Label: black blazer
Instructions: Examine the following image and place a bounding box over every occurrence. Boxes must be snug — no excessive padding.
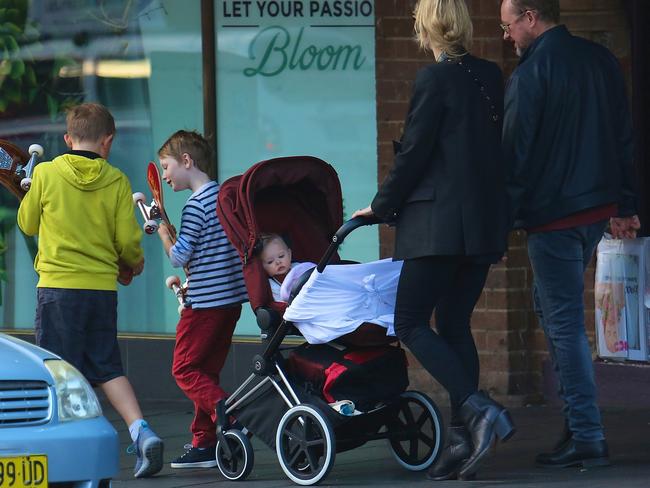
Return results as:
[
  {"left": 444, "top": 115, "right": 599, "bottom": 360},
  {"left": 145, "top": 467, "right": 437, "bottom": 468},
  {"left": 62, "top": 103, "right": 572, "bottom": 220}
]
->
[{"left": 371, "top": 53, "right": 508, "bottom": 260}]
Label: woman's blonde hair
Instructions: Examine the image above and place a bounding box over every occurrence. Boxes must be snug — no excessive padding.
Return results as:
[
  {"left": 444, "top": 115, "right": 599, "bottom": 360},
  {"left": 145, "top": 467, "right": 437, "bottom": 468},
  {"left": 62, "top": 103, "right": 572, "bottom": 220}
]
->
[{"left": 414, "top": 0, "right": 473, "bottom": 58}]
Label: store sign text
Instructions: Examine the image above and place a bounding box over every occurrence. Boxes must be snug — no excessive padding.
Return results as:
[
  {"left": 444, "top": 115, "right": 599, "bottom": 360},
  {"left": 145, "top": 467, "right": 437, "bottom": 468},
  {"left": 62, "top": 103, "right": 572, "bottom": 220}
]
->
[
  {"left": 223, "top": 1, "right": 373, "bottom": 18},
  {"left": 244, "top": 26, "right": 366, "bottom": 77}
]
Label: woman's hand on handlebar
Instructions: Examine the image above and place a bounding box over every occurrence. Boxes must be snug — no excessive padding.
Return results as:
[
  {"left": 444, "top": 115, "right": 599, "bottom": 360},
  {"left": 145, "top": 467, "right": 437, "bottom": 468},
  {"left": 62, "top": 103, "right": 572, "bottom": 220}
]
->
[{"left": 352, "top": 206, "right": 374, "bottom": 219}]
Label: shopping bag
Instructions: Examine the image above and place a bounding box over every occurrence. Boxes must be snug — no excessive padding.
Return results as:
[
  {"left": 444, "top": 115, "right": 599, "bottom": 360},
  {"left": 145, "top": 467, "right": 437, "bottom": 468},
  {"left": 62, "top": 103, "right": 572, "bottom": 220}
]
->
[{"left": 594, "top": 237, "right": 639, "bottom": 359}]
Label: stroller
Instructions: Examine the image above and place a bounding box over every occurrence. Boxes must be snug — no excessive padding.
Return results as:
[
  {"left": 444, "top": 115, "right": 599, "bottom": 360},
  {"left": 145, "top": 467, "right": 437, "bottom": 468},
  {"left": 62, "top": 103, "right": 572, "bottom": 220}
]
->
[{"left": 214, "top": 156, "right": 443, "bottom": 485}]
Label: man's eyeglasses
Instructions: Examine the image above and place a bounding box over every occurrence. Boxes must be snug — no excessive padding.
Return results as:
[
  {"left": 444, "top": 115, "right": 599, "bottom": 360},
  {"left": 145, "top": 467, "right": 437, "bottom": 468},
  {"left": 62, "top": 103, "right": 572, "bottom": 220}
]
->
[{"left": 499, "top": 11, "right": 526, "bottom": 33}]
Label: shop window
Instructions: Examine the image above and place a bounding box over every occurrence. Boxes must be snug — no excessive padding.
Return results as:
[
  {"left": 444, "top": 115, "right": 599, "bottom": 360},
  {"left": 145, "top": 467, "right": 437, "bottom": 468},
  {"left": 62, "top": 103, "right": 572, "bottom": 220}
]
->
[
  {"left": 215, "top": 0, "right": 379, "bottom": 334},
  {"left": 0, "top": 0, "right": 379, "bottom": 337},
  {"left": 0, "top": 0, "right": 203, "bottom": 335}
]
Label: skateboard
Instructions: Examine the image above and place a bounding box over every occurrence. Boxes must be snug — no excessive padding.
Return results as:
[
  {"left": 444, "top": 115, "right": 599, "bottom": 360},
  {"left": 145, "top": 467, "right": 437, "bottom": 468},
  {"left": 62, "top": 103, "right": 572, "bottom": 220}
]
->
[
  {"left": 0, "top": 139, "right": 135, "bottom": 286},
  {"left": 133, "top": 161, "right": 190, "bottom": 312},
  {"left": 133, "top": 162, "right": 176, "bottom": 237},
  {"left": 0, "top": 139, "right": 43, "bottom": 199},
  {"left": 165, "top": 275, "right": 187, "bottom": 315}
]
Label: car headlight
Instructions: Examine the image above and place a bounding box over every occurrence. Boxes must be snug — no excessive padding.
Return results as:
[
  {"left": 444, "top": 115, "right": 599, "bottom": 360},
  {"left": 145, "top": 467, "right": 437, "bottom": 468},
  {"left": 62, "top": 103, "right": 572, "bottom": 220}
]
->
[{"left": 44, "top": 359, "right": 102, "bottom": 422}]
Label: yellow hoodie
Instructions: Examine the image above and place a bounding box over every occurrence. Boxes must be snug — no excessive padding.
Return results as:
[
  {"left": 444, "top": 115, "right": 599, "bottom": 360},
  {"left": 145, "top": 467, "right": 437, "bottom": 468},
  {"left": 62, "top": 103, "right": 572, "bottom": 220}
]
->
[{"left": 17, "top": 152, "right": 143, "bottom": 291}]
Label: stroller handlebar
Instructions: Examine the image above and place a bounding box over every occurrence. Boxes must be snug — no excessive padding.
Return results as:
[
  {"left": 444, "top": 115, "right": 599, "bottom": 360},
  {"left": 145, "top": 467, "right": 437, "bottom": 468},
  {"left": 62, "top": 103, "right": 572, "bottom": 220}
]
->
[
  {"left": 316, "top": 215, "right": 383, "bottom": 272},
  {"left": 335, "top": 215, "right": 383, "bottom": 240}
]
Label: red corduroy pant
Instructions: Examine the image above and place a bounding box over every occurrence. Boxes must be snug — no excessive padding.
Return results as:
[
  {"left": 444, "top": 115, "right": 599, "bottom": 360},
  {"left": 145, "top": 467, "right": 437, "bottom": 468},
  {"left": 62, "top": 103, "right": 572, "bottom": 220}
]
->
[{"left": 172, "top": 305, "right": 241, "bottom": 447}]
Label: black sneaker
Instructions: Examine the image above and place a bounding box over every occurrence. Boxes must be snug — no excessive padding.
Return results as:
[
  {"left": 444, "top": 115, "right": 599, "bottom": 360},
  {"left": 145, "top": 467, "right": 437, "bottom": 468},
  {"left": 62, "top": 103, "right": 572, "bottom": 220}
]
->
[{"left": 170, "top": 444, "right": 217, "bottom": 468}]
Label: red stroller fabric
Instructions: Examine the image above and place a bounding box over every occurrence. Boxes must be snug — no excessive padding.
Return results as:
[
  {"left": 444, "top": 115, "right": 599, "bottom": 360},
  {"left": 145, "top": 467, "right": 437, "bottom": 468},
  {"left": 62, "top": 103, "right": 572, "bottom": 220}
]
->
[{"left": 217, "top": 156, "right": 343, "bottom": 314}]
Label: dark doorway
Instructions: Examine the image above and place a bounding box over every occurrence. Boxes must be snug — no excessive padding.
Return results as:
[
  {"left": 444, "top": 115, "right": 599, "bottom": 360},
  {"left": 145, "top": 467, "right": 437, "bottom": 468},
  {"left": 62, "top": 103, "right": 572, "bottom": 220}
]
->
[{"left": 625, "top": 0, "right": 650, "bottom": 234}]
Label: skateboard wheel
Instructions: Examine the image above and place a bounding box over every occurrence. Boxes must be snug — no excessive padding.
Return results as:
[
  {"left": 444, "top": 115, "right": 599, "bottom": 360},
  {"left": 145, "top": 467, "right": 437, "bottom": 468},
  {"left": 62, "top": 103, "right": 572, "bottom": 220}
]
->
[
  {"left": 132, "top": 192, "right": 146, "bottom": 203},
  {"left": 28, "top": 144, "right": 44, "bottom": 157},
  {"left": 166, "top": 275, "right": 181, "bottom": 289},
  {"left": 20, "top": 177, "right": 32, "bottom": 191},
  {"left": 144, "top": 220, "right": 158, "bottom": 234}
]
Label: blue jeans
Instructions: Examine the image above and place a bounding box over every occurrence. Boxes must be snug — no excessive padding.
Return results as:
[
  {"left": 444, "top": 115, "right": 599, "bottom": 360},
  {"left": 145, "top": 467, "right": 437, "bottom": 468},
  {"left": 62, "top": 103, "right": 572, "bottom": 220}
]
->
[{"left": 527, "top": 220, "right": 607, "bottom": 442}]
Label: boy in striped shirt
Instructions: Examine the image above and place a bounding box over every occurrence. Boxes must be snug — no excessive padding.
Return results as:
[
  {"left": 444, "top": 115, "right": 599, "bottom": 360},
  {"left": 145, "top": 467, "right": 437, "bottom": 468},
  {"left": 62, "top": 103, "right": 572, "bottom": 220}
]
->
[{"left": 156, "top": 130, "right": 247, "bottom": 468}]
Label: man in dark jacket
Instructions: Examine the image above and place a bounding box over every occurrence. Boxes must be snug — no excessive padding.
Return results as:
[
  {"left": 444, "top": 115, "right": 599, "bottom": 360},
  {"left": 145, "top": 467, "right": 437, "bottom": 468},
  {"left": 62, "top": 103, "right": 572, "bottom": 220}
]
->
[{"left": 501, "top": 0, "right": 639, "bottom": 469}]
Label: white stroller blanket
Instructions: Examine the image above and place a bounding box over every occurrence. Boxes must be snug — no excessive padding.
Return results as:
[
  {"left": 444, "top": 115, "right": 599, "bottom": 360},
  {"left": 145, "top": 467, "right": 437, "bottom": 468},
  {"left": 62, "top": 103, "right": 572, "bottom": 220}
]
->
[{"left": 283, "top": 258, "right": 403, "bottom": 344}]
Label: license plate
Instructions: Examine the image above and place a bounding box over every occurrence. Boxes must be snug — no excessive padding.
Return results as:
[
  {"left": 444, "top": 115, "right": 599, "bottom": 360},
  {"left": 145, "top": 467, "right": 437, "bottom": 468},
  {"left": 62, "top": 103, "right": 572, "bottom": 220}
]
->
[{"left": 0, "top": 455, "right": 47, "bottom": 488}]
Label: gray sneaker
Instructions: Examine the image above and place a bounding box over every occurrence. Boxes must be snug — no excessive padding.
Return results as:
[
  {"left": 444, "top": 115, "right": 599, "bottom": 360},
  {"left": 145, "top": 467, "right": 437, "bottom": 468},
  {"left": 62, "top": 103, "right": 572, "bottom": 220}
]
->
[{"left": 128, "top": 421, "right": 164, "bottom": 478}]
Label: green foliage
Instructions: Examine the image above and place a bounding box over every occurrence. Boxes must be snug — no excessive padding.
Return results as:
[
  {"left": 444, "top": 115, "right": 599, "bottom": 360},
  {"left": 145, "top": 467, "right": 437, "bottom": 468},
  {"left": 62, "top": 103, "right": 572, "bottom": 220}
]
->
[{"left": 0, "top": 0, "right": 81, "bottom": 120}]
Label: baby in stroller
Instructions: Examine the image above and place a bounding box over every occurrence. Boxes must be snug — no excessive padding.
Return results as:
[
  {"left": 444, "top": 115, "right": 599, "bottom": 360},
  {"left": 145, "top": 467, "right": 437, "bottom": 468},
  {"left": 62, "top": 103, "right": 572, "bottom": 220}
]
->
[
  {"left": 214, "top": 156, "right": 443, "bottom": 485},
  {"left": 260, "top": 232, "right": 402, "bottom": 344},
  {"left": 259, "top": 233, "right": 310, "bottom": 302}
]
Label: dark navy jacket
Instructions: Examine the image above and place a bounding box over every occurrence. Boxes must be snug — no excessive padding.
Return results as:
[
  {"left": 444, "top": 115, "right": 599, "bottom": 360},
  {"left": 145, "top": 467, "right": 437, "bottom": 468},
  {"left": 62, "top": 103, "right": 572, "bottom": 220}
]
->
[
  {"left": 503, "top": 25, "right": 636, "bottom": 229},
  {"left": 371, "top": 53, "right": 508, "bottom": 260}
]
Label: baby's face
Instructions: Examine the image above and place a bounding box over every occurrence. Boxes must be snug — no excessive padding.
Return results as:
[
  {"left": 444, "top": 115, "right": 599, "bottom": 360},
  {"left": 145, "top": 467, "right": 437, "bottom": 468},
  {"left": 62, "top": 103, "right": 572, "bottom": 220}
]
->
[{"left": 261, "top": 240, "right": 292, "bottom": 278}]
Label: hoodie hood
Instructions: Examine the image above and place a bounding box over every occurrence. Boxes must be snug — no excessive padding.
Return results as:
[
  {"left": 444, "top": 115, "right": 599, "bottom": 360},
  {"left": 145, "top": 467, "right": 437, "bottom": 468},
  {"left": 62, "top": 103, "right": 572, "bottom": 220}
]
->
[{"left": 52, "top": 153, "right": 122, "bottom": 191}]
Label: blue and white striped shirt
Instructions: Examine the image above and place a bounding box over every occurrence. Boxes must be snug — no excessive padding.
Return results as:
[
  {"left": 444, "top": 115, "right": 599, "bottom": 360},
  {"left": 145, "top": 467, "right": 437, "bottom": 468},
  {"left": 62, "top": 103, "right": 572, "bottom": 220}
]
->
[{"left": 169, "top": 181, "right": 247, "bottom": 309}]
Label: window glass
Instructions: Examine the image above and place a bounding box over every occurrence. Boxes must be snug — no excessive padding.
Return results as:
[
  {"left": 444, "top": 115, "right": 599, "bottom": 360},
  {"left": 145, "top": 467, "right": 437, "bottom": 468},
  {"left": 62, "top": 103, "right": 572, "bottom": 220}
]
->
[
  {"left": 0, "top": 1, "right": 379, "bottom": 337},
  {"left": 216, "top": 0, "right": 378, "bottom": 335},
  {"left": 0, "top": 0, "right": 202, "bottom": 334}
]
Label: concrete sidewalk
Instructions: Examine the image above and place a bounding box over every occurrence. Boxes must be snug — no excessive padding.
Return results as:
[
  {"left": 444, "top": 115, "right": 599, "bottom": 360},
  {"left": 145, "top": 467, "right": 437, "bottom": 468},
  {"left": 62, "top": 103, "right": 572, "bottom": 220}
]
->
[{"left": 103, "top": 399, "right": 650, "bottom": 488}]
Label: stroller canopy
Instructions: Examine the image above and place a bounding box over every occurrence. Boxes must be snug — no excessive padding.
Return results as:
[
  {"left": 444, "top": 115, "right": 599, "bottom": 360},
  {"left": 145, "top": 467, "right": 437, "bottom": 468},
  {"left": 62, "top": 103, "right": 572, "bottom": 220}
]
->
[{"left": 217, "top": 156, "right": 343, "bottom": 312}]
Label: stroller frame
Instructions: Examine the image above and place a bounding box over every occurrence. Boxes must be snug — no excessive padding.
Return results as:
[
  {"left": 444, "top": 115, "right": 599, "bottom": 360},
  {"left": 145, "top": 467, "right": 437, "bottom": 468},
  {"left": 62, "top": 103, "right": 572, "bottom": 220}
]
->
[{"left": 214, "top": 217, "right": 444, "bottom": 486}]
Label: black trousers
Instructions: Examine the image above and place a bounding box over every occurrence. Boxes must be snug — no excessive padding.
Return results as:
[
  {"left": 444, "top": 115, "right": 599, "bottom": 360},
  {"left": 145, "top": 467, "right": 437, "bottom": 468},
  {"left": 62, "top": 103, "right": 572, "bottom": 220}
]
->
[{"left": 394, "top": 256, "right": 490, "bottom": 423}]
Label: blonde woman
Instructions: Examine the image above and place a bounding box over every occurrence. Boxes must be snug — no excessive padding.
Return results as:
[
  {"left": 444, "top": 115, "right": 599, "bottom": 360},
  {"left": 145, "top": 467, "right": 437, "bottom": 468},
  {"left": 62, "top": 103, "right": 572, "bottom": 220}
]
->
[{"left": 353, "top": 0, "right": 513, "bottom": 480}]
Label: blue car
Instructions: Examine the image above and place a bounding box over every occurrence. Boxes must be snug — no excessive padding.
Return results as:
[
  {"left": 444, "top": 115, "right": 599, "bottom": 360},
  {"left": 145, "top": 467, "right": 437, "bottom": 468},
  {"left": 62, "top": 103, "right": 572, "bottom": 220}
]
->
[{"left": 0, "top": 333, "right": 118, "bottom": 488}]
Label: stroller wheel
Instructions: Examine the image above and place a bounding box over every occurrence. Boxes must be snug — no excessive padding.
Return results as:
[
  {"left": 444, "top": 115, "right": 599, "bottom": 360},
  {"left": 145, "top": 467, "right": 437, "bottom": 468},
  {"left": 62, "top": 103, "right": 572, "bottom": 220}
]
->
[
  {"left": 387, "top": 391, "right": 443, "bottom": 471},
  {"left": 216, "top": 429, "right": 254, "bottom": 481},
  {"left": 276, "top": 404, "right": 335, "bottom": 486}
]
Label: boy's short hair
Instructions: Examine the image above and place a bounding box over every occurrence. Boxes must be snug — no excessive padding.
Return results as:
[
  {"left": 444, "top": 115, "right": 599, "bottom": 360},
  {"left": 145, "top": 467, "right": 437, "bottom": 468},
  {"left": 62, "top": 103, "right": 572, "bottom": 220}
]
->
[
  {"left": 66, "top": 103, "right": 115, "bottom": 143},
  {"left": 158, "top": 130, "right": 215, "bottom": 179}
]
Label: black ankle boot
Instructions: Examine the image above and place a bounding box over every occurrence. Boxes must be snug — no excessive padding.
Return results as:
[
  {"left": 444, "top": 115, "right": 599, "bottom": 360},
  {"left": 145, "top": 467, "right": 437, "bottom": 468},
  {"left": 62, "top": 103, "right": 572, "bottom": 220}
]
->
[
  {"left": 426, "top": 426, "right": 472, "bottom": 481},
  {"left": 458, "top": 391, "right": 516, "bottom": 480}
]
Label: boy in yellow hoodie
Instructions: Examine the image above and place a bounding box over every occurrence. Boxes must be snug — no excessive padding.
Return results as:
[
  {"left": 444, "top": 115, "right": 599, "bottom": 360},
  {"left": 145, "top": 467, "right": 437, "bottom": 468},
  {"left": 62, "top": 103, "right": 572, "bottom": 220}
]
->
[{"left": 17, "top": 103, "right": 164, "bottom": 478}]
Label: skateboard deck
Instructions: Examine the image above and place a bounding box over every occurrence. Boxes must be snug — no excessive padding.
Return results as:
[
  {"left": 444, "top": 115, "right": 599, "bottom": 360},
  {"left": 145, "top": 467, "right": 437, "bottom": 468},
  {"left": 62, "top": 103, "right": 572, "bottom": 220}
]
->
[
  {"left": 0, "top": 140, "right": 30, "bottom": 200},
  {"left": 147, "top": 161, "right": 177, "bottom": 241}
]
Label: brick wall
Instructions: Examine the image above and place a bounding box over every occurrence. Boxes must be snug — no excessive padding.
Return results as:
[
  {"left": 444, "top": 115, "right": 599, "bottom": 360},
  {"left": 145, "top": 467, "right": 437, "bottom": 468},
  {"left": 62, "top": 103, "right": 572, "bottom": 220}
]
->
[{"left": 374, "top": 0, "right": 631, "bottom": 405}]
